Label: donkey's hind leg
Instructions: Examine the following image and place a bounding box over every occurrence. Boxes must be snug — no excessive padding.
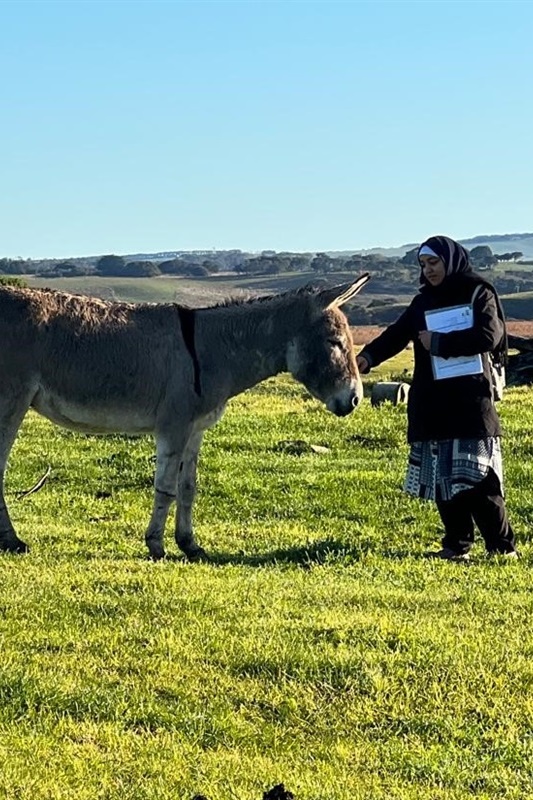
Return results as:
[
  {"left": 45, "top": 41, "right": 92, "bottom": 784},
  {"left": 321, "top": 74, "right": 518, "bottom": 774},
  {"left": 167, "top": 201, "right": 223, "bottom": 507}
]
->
[
  {"left": 175, "top": 430, "right": 208, "bottom": 562},
  {"left": 0, "top": 396, "right": 32, "bottom": 553}
]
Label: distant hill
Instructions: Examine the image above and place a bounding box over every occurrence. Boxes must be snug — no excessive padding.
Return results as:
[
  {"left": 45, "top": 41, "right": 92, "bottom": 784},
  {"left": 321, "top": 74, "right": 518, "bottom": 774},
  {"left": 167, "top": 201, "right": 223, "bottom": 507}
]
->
[
  {"left": 21, "top": 233, "right": 533, "bottom": 266},
  {"left": 347, "top": 233, "right": 533, "bottom": 260},
  {"left": 459, "top": 233, "right": 533, "bottom": 258}
]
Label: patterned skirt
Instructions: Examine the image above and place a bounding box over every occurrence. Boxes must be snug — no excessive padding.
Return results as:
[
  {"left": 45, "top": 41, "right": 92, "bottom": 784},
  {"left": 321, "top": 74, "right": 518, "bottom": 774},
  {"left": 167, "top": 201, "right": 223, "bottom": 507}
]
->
[{"left": 404, "top": 437, "right": 504, "bottom": 502}]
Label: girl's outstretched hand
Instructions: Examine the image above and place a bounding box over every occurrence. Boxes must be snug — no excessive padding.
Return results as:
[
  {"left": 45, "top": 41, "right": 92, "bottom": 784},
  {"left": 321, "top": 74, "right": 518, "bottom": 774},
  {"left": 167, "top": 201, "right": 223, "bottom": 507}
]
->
[{"left": 356, "top": 354, "right": 369, "bottom": 373}]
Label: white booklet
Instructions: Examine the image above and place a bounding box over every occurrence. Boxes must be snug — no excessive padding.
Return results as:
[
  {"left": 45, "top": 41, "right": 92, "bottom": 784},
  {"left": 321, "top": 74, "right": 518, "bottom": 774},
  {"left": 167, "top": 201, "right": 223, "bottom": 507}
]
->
[{"left": 425, "top": 303, "right": 483, "bottom": 380}]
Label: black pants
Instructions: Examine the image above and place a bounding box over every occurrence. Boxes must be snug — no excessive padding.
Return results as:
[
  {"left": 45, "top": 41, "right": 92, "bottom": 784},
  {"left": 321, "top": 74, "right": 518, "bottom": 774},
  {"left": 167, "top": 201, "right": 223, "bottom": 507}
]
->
[{"left": 436, "top": 468, "right": 516, "bottom": 555}]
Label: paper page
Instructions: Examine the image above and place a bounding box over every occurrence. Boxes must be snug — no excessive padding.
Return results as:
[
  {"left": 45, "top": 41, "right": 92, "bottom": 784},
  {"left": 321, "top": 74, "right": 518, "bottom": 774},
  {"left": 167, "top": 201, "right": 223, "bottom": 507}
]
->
[
  {"left": 430, "top": 353, "right": 483, "bottom": 380},
  {"left": 425, "top": 303, "right": 483, "bottom": 381},
  {"left": 425, "top": 303, "right": 473, "bottom": 333}
]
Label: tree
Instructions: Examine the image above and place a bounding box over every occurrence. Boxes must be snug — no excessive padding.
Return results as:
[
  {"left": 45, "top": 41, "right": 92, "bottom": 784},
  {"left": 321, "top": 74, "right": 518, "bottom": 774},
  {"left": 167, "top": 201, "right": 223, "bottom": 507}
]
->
[
  {"left": 123, "top": 261, "right": 161, "bottom": 277},
  {"left": 342, "top": 255, "right": 365, "bottom": 272},
  {"left": 96, "top": 254, "right": 126, "bottom": 276},
  {"left": 310, "top": 253, "right": 334, "bottom": 273},
  {"left": 43, "top": 261, "right": 93, "bottom": 277},
  {"left": 214, "top": 249, "right": 245, "bottom": 270},
  {"left": 495, "top": 251, "right": 523, "bottom": 262},
  {"left": 469, "top": 245, "right": 496, "bottom": 268},
  {"left": 401, "top": 248, "right": 419, "bottom": 265},
  {"left": 238, "top": 258, "right": 265, "bottom": 274},
  {"left": 236, "top": 255, "right": 290, "bottom": 275},
  {"left": 159, "top": 258, "right": 184, "bottom": 275},
  {"left": 289, "top": 255, "right": 313, "bottom": 271},
  {"left": 0, "top": 258, "right": 31, "bottom": 274}
]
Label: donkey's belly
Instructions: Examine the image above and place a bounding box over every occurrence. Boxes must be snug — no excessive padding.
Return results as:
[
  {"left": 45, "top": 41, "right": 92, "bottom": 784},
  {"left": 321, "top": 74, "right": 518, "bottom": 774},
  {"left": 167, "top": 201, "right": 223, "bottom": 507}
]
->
[{"left": 31, "top": 389, "right": 155, "bottom": 434}]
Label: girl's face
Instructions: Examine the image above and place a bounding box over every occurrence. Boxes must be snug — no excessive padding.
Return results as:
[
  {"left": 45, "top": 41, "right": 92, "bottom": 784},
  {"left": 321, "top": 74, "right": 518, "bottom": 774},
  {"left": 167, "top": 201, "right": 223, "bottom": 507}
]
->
[{"left": 419, "top": 254, "right": 446, "bottom": 286}]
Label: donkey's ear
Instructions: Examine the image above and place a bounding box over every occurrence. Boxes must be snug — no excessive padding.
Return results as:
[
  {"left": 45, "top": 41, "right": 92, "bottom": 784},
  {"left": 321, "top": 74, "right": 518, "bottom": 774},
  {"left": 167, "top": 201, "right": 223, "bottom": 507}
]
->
[{"left": 317, "top": 273, "right": 371, "bottom": 309}]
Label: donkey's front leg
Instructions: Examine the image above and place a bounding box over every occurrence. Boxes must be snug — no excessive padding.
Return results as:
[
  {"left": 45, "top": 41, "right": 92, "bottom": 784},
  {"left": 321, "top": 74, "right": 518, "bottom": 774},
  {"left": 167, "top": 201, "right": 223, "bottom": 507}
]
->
[
  {"left": 175, "top": 430, "right": 207, "bottom": 562},
  {"left": 0, "top": 394, "right": 33, "bottom": 554},
  {"left": 0, "top": 469, "right": 28, "bottom": 553},
  {"left": 144, "top": 432, "right": 189, "bottom": 560}
]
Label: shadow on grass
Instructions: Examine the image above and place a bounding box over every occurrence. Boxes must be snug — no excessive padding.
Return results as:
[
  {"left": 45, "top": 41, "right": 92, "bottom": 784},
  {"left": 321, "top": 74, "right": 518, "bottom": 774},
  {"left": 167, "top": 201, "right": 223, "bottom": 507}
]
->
[
  {"left": 63, "top": 539, "right": 411, "bottom": 566},
  {"left": 203, "top": 537, "right": 364, "bottom": 567}
]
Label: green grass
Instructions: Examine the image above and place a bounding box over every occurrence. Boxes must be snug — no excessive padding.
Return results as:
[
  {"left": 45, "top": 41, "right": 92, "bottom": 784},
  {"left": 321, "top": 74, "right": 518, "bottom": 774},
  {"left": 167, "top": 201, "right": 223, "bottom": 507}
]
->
[
  {"left": 27, "top": 275, "right": 219, "bottom": 304},
  {"left": 2, "top": 356, "right": 533, "bottom": 799}
]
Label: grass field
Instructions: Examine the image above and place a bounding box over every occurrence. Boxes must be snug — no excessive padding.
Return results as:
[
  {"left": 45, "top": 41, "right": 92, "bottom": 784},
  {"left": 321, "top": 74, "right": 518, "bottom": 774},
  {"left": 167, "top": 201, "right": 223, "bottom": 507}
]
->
[{"left": 2, "top": 354, "right": 533, "bottom": 799}]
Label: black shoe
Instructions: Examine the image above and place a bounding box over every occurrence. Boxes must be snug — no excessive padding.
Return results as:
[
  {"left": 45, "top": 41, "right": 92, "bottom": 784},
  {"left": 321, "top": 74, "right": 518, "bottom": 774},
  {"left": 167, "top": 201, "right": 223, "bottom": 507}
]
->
[{"left": 486, "top": 550, "right": 519, "bottom": 560}]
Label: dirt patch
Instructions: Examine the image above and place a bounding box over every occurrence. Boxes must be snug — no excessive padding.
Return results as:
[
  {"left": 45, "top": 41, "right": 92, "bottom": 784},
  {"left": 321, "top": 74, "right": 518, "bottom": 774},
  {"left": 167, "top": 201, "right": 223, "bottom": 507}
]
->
[
  {"left": 507, "top": 320, "right": 533, "bottom": 338},
  {"left": 351, "top": 325, "right": 385, "bottom": 345}
]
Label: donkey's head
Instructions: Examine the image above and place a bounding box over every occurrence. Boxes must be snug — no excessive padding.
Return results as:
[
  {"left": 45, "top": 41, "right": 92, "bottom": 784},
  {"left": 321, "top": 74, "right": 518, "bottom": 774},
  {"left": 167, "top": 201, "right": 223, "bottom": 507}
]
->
[{"left": 286, "top": 274, "right": 370, "bottom": 416}]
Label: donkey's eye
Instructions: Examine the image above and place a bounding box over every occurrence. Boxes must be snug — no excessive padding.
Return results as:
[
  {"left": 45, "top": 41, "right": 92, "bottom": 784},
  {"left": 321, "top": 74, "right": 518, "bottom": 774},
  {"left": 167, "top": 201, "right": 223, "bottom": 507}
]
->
[{"left": 328, "top": 338, "right": 342, "bottom": 347}]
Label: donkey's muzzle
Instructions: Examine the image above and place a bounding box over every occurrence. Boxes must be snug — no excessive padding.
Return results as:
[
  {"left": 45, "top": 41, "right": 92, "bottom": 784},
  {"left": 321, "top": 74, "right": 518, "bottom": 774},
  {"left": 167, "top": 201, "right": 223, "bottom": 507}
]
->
[
  {"left": 328, "top": 392, "right": 360, "bottom": 416},
  {"left": 325, "top": 377, "right": 363, "bottom": 416},
  {"left": 334, "top": 402, "right": 355, "bottom": 417}
]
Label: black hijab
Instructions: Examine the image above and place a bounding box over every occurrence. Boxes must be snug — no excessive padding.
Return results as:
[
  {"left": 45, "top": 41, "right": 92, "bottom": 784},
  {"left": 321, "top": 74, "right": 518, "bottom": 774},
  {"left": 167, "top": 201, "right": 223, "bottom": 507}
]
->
[{"left": 417, "top": 235, "right": 471, "bottom": 284}]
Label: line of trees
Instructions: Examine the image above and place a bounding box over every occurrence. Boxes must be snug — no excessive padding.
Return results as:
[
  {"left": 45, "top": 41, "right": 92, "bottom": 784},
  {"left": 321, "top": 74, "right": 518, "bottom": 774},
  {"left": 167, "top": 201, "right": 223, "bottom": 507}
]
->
[{"left": 1, "top": 246, "right": 531, "bottom": 294}]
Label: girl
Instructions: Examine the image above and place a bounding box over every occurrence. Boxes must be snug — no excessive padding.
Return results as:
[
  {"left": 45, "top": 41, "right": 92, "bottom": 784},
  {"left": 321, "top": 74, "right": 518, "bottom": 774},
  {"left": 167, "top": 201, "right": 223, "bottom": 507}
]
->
[{"left": 357, "top": 235, "right": 517, "bottom": 561}]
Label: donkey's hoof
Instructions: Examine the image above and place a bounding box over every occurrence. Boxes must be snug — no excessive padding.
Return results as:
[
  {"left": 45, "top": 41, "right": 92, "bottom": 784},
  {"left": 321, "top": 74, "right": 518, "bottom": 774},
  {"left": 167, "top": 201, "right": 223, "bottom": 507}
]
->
[
  {"left": 147, "top": 542, "right": 166, "bottom": 561},
  {"left": 184, "top": 546, "right": 210, "bottom": 563},
  {"left": 0, "top": 537, "right": 29, "bottom": 554}
]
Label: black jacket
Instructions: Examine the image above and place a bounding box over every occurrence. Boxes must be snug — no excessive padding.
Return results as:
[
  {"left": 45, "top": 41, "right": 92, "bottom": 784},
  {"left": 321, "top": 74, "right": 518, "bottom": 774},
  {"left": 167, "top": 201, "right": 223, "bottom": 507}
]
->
[{"left": 359, "top": 273, "right": 505, "bottom": 443}]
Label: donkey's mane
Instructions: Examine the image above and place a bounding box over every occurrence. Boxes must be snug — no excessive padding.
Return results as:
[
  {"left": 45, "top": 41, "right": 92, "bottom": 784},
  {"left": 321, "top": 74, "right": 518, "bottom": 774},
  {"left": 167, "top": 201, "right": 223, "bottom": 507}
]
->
[{"left": 198, "top": 284, "right": 320, "bottom": 312}]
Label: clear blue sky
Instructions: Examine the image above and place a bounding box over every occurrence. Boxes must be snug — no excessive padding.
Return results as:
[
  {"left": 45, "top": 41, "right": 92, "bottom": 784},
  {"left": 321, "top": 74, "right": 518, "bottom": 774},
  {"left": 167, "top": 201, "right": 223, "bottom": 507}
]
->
[{"left": 1, "top": 0, "right": 532, "bottom": 259}]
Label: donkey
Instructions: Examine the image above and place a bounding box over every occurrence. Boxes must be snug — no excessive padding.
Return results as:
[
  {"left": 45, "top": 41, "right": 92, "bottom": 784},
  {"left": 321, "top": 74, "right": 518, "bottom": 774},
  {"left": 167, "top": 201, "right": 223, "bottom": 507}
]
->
[{"left": 0, "top": 275, "right": 369, "bottom": 559}]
